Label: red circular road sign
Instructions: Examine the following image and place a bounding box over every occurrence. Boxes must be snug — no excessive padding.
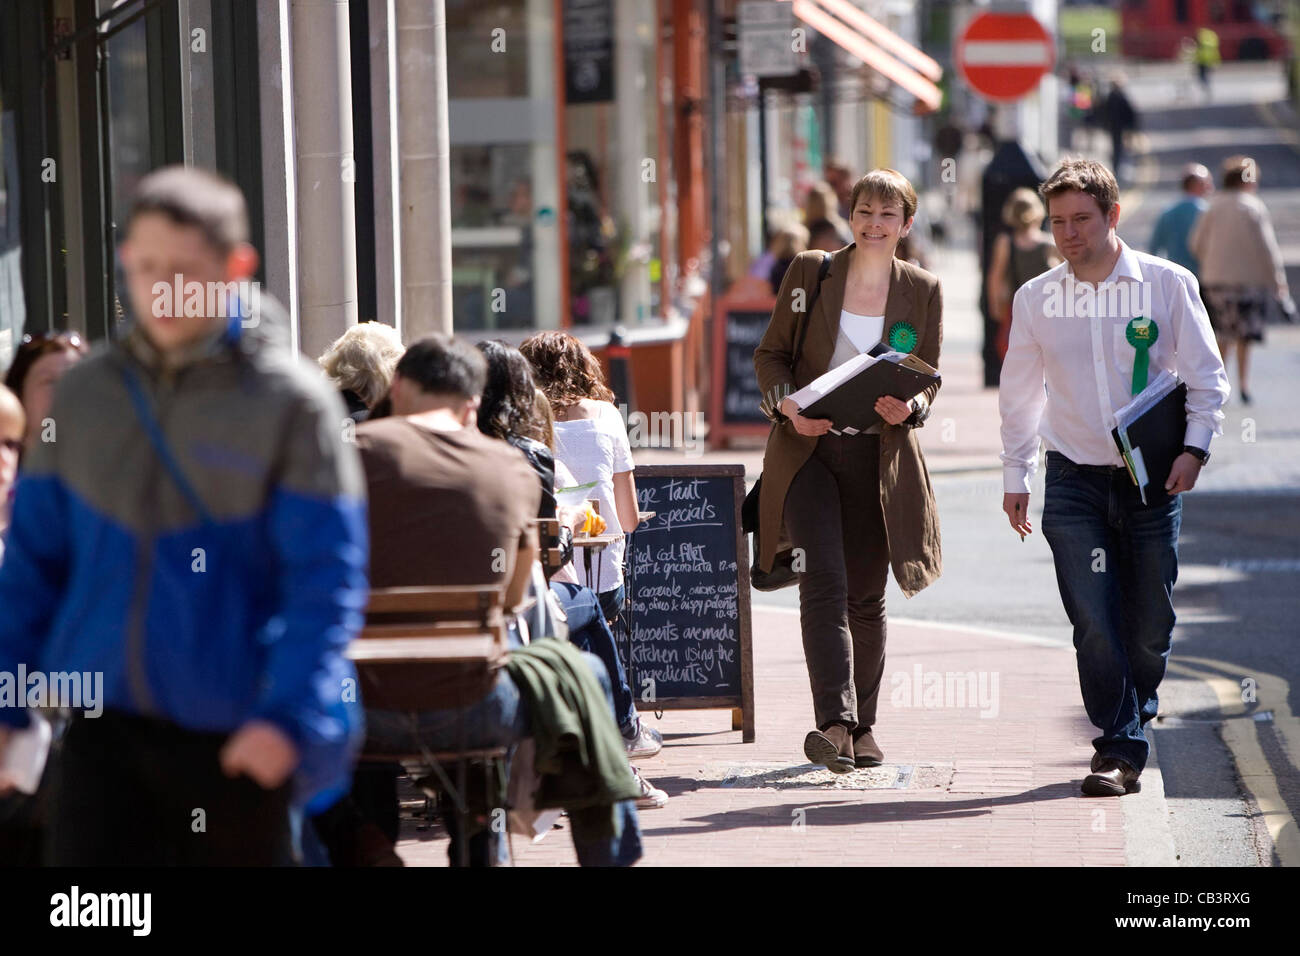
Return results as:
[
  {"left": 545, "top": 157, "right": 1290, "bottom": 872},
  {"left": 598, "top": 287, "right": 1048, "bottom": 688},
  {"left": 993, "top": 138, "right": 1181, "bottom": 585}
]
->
[{"left": 955, "top": 12, "right": 1055, "bottom": 103}]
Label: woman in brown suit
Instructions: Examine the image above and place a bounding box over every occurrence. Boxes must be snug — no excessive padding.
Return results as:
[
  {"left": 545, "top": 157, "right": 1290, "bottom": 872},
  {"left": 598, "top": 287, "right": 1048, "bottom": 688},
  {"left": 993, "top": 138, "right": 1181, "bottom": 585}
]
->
[{"left": 753, "top": 169, "right": 943, "bottom": 773}]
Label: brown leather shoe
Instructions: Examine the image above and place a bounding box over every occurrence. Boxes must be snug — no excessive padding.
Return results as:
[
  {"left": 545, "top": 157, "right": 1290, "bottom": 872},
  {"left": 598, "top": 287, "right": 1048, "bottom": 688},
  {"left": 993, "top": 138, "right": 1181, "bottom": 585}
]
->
[
  {"left": 1082, "top": 757, "right": 1141, "bottom": 796},
  {"left": 853, "top": 729, "right": 884, "bottom": 768},
  {"left": 804, "top": 724, "right": 855, "bottom": 774}
]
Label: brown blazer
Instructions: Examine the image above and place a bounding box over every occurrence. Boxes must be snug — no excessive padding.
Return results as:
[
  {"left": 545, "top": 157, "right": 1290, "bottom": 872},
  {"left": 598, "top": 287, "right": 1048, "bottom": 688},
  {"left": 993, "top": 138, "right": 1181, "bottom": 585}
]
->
[{"left": 752, "top": 247, "right": 943, "bottom": 598}]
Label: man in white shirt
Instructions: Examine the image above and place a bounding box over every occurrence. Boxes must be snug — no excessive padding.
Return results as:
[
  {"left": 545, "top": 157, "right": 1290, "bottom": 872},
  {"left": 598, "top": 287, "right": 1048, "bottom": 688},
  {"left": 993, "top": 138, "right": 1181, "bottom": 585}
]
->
[{"left": 998, "top": 159, "right": 1229, "bottom": 797}]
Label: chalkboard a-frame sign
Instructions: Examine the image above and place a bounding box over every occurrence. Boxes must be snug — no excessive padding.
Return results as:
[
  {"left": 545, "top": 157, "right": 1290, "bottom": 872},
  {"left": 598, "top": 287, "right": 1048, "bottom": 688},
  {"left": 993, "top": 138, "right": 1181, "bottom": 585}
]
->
[
  {"left": 629, "top": 464, "right": 755, "bottom": 741},
  {"left": 709, "top": 278, "right": 778, "bottom": 449}
]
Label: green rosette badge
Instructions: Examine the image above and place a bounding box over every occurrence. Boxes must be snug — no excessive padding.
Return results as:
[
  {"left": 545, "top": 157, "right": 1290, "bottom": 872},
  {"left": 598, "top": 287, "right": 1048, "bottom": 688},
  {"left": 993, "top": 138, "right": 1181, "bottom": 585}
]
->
[
  {"left": 1125, "top": 316, "right": 1158, "bottom": 395},
  {"left": 887, "top": 321, "right": 918, "bottom": 353}
]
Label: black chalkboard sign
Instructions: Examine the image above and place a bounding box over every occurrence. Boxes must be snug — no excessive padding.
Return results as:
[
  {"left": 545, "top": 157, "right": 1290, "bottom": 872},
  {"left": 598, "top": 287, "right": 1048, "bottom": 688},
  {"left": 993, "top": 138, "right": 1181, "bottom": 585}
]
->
[
  {"left": 626, "top": 464, "right": 754, "bottom": 741},
  {"left": 720, "top": 310, "right": 772, "bottom": 426}
]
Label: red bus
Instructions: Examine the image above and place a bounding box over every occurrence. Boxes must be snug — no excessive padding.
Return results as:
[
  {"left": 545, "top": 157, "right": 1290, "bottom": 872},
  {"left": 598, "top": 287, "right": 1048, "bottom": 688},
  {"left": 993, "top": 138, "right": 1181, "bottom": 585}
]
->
[{"left": 1120, "top": 0, "right": 1290, "bottom": 60}]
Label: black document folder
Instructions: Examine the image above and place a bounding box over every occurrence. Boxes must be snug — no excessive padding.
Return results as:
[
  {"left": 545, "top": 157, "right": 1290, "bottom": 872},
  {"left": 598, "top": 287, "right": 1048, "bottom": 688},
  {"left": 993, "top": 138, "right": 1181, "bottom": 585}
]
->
[
  {"left": 794, "top": 352, "right": 940, "bottom": 434},
  {"left": 1109, "top": 378, "right": 1188, "bottom": 504}
]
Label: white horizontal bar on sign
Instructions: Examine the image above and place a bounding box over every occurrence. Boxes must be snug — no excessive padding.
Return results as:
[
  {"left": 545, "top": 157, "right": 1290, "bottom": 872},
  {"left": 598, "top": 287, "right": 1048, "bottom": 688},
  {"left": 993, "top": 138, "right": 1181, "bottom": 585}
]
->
[{"left": 960, "top": 41, "right": 1053, "bottom": 67}]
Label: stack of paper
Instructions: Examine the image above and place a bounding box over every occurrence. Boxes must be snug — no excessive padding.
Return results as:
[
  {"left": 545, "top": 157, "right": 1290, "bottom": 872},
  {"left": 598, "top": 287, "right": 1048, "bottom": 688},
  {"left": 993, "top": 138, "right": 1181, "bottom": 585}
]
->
[
  {"left": 786, "top": 350, "right": 939, "bottom": 435},
  {"left": 1110, "top": 370, "right": 1187, "bottom": 505}
]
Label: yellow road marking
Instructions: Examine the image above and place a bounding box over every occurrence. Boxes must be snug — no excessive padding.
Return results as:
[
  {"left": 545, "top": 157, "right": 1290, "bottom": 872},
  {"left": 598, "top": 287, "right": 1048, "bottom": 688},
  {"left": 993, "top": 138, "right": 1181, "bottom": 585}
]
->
[{"left": 1165, "top": 656, "right": 1300, "bottom": 865}]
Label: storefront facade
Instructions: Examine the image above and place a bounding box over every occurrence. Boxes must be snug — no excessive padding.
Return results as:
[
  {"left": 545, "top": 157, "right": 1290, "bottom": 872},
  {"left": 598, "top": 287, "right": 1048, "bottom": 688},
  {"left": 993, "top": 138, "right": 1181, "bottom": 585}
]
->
[{"left": 0, "top": 0, "right": 708, "bottom": 417}]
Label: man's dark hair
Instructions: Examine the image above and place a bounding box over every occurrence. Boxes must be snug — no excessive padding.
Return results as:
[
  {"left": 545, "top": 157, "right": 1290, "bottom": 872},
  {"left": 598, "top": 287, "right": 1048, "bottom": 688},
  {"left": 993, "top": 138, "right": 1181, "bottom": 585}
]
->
[
  {"left": 127, "top": 165, "right": 249, "bottom": 255},
  {"left": 1039, "top": 157, "right": 1119, "bottom": 219},
  {"left": 395, "top": 333, "right": 487, "bottom": 401}
]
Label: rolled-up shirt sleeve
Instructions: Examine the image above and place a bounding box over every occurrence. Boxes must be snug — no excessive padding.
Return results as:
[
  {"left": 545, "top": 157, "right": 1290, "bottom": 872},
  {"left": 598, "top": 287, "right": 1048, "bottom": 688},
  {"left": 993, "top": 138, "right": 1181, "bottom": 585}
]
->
[
  {"left": 1170, "top": 270, "right": 1230, "bottom": 450},
  {"left": 998, "top": 288, "right": 1047, "bottom": 494}
]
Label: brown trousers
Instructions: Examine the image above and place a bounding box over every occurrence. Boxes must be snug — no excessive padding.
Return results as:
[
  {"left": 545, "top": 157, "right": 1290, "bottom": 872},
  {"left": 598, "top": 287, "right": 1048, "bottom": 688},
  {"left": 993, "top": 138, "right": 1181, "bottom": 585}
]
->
[{"left": 784, "top": 432, "right": 890, "bottom": 732}]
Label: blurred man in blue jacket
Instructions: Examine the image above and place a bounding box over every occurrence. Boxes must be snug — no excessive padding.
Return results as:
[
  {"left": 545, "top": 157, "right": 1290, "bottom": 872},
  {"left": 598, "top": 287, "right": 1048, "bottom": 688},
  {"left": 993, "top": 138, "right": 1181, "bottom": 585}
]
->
[{"left": 0, "top": 166, "right": 368, "bottom": 865}]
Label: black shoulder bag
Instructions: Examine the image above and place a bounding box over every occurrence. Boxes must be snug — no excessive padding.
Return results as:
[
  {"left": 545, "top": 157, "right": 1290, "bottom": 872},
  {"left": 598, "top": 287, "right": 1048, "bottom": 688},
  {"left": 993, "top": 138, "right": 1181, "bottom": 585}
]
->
[{"left": 742, "top": 252, "right": 831, "bottom": 591}]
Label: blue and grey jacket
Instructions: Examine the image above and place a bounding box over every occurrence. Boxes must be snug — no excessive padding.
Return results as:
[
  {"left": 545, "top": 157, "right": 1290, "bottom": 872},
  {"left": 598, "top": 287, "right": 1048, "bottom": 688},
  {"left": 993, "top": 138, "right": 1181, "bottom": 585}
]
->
[{"left": 0, "top": 304, "right": 368, "bottom": 809}]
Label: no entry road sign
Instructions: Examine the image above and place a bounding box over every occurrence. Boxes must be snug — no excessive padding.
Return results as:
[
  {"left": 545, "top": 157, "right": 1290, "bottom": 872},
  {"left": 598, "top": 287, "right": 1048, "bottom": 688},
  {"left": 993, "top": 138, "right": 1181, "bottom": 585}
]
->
[{"left": 955, "top": 11, "right": 1055, "bottom": 103}]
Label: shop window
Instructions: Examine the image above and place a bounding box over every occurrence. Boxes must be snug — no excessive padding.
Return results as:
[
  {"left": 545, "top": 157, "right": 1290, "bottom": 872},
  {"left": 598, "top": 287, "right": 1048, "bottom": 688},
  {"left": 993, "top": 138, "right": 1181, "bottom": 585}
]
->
[
  {"left": 446, "top": 0, "right": 561, "bottom": 332},
  {"left": 564, "top": 0, "right": 666, "bottom": 328}
]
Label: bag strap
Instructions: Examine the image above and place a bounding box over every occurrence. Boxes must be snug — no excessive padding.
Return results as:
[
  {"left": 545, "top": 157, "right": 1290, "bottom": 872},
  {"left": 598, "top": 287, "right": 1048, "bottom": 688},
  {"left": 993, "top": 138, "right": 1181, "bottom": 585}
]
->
[
  {"left": 791, "top": 251, "right": 833, "bottom": 368},
  {"left": 116, "top": 361, "right": 216, "bottom": 526}
]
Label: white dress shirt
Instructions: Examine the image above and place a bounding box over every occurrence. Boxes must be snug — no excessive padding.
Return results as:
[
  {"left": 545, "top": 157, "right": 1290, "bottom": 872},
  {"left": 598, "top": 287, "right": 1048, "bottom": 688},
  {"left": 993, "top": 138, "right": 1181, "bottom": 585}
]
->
[{"left": 999, "top": 238, "right": 1230, "bottom": 494}]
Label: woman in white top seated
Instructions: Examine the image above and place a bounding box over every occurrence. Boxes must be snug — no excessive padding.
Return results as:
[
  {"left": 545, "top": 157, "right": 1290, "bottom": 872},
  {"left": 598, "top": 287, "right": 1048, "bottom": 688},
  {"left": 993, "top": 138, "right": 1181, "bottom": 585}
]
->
[{"left": 520, "top": 331, "right": 640, "bottom": 627}]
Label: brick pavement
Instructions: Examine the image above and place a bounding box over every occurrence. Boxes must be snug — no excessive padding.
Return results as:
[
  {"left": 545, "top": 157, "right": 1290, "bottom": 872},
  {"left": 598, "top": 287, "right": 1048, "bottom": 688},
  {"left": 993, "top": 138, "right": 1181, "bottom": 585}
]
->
[{"left": 396, "top": 606, "right": 1132, "bottom": 866}]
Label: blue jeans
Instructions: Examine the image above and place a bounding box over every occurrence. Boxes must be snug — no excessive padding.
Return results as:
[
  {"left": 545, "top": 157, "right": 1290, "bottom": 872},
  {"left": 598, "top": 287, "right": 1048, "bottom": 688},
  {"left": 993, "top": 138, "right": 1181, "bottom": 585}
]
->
[
  {"left": 552, "top": 581, "right": 637, "bottom": 735},
  {"left": 1040, "top": 452, "right": 1182, "bottom": 772},
  {"left": 364, "top": 651, "right": 641, "bottom": 866}
]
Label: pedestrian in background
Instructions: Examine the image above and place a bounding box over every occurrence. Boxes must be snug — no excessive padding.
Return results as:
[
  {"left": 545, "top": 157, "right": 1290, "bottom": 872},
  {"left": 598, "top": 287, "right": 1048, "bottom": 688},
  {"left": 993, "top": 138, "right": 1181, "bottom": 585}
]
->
[
  {"left": 3, "top": 331, "right": 87, "bottom": 454},
  {"left": 987, "top": 188, "right": 1061, "bottom": 361},
  {"left": 1097, "top": 73, "right": 1139, "bottom": 186},
  {"left": 766, "top": 221, "right": 810, "bottom": 296},
  {"left": 750, "top": 219, "right": 807, "bottom": 286},
  {"left": 1149, "top": 163, "right": 1213, "bottom": 277},
  {"left": 803, "top": 181, "right": 853, "bottom": 249},
  {"left": 0, "top": 384, "right": 20, "bottom": 551},
  {"left": 823, "top": 160, "right": 855, "bottom": 221},
  {"left": 1190, "top": 155, "right": 1293, "bottom": 404},
  {"left": 1195, "top": 27, "right": 1220, "bottom": 100},
  {"left": 754, "top": 168, "right": 943, "bottom": 774}
]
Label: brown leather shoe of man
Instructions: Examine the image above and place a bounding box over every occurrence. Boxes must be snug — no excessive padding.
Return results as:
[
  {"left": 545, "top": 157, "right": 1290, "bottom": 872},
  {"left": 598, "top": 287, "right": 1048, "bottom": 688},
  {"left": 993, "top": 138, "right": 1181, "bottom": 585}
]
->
[
  {"left": 804, "top": 724, "right": 855, "bottom": 774},
  {"left": 1081, "top": 757, "right": 1141, "bottom": 796},
  {"left": 853, "top": 729, "right": 884, "bottom": 768}
]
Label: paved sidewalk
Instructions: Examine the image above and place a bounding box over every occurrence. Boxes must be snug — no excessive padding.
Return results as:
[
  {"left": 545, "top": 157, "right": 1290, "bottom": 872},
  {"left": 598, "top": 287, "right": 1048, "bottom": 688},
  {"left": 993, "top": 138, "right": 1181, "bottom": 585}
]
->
[{"left": 397, "top": 607, "right": 1161, "bottom": 866}]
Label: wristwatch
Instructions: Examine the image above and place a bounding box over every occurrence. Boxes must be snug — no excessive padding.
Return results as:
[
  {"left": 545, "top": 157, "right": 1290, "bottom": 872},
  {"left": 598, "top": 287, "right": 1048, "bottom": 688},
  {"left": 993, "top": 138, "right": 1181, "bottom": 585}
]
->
[{"left": 1182, "top": 445, "right": 1210, "bottom": 466}]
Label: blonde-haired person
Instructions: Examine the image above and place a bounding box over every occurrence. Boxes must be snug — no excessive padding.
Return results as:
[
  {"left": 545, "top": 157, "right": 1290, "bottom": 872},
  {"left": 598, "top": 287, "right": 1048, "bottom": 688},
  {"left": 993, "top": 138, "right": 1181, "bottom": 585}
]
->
[
  {"left": 318, "top": 320, "right": 405, "bottom": 422},
  {"left": 754, "top": 168, "right": 943, "bottom": 773},
  {"left": 1189, "top": 155, "right": 1292, "bottom": 403},
  {"left": 987, "top": 188, "right": 1061, "bottom": 361}
]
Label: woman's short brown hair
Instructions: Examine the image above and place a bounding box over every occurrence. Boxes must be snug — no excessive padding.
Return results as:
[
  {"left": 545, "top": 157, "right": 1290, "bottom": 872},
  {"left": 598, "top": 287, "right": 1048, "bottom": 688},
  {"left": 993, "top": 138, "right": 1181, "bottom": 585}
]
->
[
  {"left": 848, "top": 168, "right": 918, "bottom": 222},
  {"left": 1039, "top": 158, "right": 1119, "bottom": 219},
  {"left": 519, "top": 330, "right": 615, "bottom": 409},
  {"left": 1221, "top": 155, "right": 1257, "bottom": 190}
]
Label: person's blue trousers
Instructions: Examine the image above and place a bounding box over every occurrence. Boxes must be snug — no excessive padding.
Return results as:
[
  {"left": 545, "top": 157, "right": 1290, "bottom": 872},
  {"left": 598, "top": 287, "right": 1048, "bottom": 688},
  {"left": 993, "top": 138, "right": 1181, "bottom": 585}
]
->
[
  {"left": 551, "top": 580, "right": 637, "bottom": 734},
  {"left": 1040, "top": 452, "right": 1182, "bottom": 773},
  {"left": 363, "top": 649, "right": 641, "bottom": 866}
]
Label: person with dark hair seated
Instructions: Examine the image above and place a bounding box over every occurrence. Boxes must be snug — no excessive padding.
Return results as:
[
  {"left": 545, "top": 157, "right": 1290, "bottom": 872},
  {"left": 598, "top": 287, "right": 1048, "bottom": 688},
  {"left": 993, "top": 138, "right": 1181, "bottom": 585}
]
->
[
  {"left": 475, "top": 341, "right": 667, "bottom": 809},
  {"left": 335, "top": 333, "right": 644, "bottom": 866}
]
